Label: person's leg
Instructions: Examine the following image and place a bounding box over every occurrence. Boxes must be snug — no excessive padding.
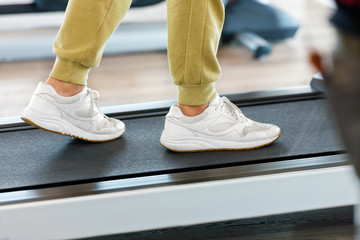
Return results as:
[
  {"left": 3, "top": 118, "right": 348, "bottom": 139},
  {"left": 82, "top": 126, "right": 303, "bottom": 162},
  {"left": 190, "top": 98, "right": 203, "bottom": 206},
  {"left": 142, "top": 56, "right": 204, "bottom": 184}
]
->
[
  {"left": 48, "top": 0, "right": 132, "bottom": 96},
  {"left": 167, "top": 0, "right": 224, "bottom": 115},
  {"left": 22, "top": 0, "right": 132, "bottom": 142},
  {"left": 161, "top": 0, "right": 281, "bottom": 152}
]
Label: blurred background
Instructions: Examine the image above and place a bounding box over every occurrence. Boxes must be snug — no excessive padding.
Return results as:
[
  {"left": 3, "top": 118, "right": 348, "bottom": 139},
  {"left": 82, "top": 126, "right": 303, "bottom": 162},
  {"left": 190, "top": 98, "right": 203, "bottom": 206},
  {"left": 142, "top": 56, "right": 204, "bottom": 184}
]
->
[{"left": 0, "top": 0, "right": 335, "bottom": 117}]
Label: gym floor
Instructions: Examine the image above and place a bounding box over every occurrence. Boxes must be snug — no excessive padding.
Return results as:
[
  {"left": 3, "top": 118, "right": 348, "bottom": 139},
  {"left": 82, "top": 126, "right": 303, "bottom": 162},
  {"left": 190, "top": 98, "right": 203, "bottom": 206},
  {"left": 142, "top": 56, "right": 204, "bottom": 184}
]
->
[{"left": 0, "top": 0, "right": 335, "bottom": 118}]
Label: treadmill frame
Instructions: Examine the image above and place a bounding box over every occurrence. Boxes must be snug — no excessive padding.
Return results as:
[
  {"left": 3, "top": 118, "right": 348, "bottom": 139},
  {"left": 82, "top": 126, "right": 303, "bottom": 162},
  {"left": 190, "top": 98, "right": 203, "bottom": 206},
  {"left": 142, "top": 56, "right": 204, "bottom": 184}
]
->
[{"left": 0, "top": 86, "right": 358, "bottom": 239}]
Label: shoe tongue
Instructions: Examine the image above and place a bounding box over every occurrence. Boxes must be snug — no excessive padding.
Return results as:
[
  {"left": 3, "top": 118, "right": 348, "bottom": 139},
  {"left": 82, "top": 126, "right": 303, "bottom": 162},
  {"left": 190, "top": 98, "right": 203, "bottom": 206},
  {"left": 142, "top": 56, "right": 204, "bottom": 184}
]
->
[{"left": 209, "top": 94, "right": 221, "bottom": 107}]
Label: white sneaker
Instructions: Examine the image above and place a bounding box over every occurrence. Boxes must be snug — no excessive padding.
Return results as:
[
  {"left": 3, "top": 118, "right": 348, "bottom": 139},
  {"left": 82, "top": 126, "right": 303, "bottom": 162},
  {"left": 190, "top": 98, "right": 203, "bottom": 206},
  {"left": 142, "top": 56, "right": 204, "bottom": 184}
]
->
[
  {"left": 160, "top": 95, "right": 281, "bottom": 152},
  {"left": 21, "top": 82, "right": 125, "bottom": 142}
]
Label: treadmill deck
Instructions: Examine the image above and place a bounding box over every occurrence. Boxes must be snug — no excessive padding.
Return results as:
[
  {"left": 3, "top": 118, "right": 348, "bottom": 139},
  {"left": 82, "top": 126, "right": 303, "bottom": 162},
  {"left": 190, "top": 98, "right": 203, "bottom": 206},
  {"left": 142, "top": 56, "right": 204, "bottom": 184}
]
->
[{"left": 0, "top": 98, "right": 343, "bottom": 192}]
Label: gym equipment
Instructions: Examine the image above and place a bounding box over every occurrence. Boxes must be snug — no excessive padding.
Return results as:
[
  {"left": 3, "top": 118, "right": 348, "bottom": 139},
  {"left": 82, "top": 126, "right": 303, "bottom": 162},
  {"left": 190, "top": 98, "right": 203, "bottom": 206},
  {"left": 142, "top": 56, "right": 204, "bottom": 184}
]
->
[
  {"left": 34, "top": 0, "right": 67, "bottom": 12},
  {"left": 0, "top": 86, "right": 355, "bottom": 239},
  {"left": 310, "top": 72, "right": 326, "bottom": 93},
  {"left": 222, "top": 0, "right": 299, "bottom": 58}
]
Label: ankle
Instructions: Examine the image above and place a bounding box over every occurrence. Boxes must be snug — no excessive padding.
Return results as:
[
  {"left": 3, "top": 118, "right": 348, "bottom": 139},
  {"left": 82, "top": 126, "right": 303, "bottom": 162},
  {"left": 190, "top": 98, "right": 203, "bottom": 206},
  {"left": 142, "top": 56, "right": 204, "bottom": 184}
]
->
[
  {"left": 46, "top": 77, "right": 84, "bottom": 97},
  {"left": 178, "top": 103, "right": 209, "bottom": 117}
]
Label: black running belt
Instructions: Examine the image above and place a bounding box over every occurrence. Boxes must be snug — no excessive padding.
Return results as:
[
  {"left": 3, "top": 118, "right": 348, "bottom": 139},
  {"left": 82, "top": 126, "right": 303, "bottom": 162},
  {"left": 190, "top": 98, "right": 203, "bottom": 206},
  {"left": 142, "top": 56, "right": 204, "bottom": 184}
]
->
[{"left": 0, "top": 98, "right": 343, "bottom": 192}]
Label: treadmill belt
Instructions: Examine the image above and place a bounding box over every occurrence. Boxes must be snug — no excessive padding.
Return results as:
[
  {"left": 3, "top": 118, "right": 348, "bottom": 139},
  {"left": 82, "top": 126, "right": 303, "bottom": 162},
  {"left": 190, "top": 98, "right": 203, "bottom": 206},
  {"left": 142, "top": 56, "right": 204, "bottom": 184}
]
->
[{"left": 0, "top": 99, "right": 343, "bottom": 192}]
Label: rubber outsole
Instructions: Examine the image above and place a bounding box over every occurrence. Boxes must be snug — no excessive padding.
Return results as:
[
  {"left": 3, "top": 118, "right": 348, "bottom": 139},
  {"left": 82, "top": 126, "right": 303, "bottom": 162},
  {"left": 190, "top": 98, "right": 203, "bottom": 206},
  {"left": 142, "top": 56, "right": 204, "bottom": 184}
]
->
[
  {"left": 161, "top": 130, "right": 281, "bottom": 153},
  {"left": 21, "top": 117, "right": 124, "bottom": 143}
]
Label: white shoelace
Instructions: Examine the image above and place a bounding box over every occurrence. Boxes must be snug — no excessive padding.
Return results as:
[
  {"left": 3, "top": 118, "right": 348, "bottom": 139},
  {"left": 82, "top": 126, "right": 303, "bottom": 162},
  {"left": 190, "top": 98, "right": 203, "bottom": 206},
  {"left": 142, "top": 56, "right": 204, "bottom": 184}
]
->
[
  {"left": 88, "top": 88, "right": 110, "bottom": 130},
  {"left": 220, "top": 97, "right": 249, "bottom": 123}
]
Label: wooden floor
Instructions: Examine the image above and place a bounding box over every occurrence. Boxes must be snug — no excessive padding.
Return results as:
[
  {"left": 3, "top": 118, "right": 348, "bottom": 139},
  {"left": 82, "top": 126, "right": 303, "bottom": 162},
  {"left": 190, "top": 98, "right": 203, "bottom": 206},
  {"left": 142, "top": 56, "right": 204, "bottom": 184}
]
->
[{"left": 0, "top": 0, "right": 335, "bottom": 118}]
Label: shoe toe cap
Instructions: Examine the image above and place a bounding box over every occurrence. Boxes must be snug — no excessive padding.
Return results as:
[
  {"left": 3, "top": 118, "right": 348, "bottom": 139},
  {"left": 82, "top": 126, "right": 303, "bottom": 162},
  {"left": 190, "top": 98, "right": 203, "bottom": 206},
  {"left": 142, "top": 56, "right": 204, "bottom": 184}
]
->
[
  {"left": 244, "top": 122, "right": 281, "bottom": 141},
  {"left": 269, "top": 124, "right": 281, "bottom": 139},
  {"left": 110, "top": 118, "right": 125, "bottom": 132}
]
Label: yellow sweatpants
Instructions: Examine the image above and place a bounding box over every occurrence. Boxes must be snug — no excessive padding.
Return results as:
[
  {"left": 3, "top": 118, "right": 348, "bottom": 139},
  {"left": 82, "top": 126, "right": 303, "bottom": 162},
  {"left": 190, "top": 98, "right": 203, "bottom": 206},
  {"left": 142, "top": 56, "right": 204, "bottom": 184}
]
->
[{"left": 50, "top": 0, "right": 224, "bottom": 105}]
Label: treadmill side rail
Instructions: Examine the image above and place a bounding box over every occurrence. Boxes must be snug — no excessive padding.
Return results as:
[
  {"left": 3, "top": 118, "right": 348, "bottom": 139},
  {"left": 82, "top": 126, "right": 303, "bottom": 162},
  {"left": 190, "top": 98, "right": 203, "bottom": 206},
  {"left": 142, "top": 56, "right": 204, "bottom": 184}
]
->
[{"left": 0, "top": 165, "right": 358, "bottom": 240}]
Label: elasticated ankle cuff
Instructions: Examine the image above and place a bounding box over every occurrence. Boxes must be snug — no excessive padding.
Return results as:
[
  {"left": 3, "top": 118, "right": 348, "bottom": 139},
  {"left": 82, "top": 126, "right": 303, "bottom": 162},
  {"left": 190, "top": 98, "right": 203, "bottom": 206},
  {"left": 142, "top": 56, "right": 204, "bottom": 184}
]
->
[
  {"left": 50, "top": 57, "right": 90, "bottom": 85},
  {"left": 178, "top": 83, "right": 217, "bottom": 105}
]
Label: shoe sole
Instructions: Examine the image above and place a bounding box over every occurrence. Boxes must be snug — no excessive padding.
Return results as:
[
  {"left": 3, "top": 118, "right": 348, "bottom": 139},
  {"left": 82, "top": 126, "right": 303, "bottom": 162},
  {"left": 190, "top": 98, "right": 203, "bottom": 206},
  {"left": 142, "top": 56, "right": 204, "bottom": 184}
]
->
[
  {"left": 161, "top": 130, "right": 281, "bottom": 153},
  {"left": 21, "top": 117, "right": 124, "bottom": 143}
]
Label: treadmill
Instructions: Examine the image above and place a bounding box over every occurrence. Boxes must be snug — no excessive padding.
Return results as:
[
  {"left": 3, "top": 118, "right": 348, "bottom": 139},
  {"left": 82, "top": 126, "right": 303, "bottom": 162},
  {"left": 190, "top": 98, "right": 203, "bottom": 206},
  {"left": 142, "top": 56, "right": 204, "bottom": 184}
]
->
[{"left": 0, "top": 85, "right": 358, "bottom": 239}]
